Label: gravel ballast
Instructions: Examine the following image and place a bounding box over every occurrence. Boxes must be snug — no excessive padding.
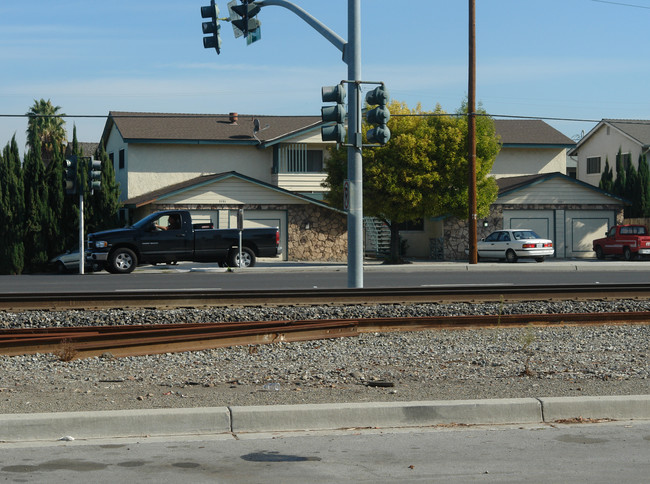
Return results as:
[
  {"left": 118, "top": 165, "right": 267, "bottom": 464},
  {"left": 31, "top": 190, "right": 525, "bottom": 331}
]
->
[{"left": 0, "top": 300, "right": 648, "bottom": 414}]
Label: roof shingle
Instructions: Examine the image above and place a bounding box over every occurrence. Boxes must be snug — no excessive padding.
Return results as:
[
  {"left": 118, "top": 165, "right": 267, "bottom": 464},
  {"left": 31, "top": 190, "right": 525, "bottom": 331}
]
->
[{"left": 103, "top": 112, "right": 321, "bottom": 146}]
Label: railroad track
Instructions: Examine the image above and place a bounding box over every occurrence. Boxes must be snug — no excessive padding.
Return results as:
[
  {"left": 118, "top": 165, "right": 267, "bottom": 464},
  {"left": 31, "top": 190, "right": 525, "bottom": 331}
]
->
[
  {"left": 2, "top": 282, "right": 650, "bottom": 310},
  {"left": 2, "top": 312, "right": 649, "bottom": 360}
]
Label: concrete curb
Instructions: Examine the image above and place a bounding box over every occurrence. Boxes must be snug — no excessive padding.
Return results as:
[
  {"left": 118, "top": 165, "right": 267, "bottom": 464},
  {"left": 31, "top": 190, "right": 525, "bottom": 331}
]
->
[
  {"left": 229, "top": 398, "right": 543, "bottom": 433},
  {"left": 0, "top": 407, "right": 231, "bottom": 442},
  {"left": 1, "top": 395, "right": 648, "bottom": 443},
  {"left": 539, "top": 395, "right": 650, "bottom": 421}
]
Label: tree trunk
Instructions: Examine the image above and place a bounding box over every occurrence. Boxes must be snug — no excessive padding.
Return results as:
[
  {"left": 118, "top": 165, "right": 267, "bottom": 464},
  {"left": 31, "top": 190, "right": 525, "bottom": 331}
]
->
[{"left": 389, "top": 222, "right": 401, "bottom": 263}]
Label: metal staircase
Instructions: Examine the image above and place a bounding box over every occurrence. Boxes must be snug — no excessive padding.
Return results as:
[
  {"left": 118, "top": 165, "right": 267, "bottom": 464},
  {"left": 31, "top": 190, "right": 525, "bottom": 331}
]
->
[{"left": 363, "top": 217, "right": 391, "bottom": 257}]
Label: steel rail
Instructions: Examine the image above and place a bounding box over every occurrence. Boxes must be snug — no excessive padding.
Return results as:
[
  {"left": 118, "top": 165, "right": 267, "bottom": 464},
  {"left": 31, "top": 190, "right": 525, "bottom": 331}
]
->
[
  {"left": 2, "top": 283, "right": 650, "bottom": 310},
  {"left": 1, "top": 312, "right": 648, "bottom": 360}
]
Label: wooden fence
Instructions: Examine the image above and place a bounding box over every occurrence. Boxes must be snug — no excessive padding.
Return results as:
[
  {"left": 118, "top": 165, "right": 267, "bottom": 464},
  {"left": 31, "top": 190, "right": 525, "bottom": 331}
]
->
[{"left": 623, "top": 218, "right": 650, "bottom": 227}]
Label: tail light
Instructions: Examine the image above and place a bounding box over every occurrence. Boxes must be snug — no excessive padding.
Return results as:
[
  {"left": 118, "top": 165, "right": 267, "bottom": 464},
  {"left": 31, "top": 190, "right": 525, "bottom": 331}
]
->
[
  {"left": 522, "top": 243, "right": 535, "bottom": 248},
  {"left": 276, "top": 229, "right": 280, "bottom": 246},
  {"left": 544, "top": 243, "right": 553, "bottom": 247}
]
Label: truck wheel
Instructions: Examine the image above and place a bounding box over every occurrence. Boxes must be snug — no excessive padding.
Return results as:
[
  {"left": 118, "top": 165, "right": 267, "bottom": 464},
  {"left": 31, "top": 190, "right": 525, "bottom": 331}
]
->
[
  {"left": 623, "top": 247, "right": 633, "bottom": 261},
  {"left": 595, "top": 246, "right": 604, "bottom": 260},
  {"left": 505, "top": 249, "right": 518, "bottom": 263},
  {"left": 108, "top": 248, "right": 137, "bottom": 274},
  {"left": 228, "top": 247, "right": 256, "bottom": 268}
]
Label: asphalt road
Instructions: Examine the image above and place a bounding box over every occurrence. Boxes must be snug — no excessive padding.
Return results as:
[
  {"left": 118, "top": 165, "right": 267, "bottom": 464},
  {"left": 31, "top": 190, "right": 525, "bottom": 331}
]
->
[
  {"left": 0, "top": 259, "right": 648, "bottom": 293},
  {"left": 1, "top": 421, "right": 648, "bottom": 483}
]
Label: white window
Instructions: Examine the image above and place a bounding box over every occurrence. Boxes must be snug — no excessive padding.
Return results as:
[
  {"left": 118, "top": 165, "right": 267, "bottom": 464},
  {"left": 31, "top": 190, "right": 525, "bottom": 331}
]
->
[{"left": 277, "top": 144, "right": 324, "bottom": 173}]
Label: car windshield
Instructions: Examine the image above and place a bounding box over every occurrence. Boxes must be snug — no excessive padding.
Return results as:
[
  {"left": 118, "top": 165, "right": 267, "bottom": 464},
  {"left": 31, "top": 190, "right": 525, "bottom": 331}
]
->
[
  {"left": 131, "top": 213, "right": 164, "bottom": 229},
  {"left": 513, "top": 230, "right": 540, "bottom": 240}
]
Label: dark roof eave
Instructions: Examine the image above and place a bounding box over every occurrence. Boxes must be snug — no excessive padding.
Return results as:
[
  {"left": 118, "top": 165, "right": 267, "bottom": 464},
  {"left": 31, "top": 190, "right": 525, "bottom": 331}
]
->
[
  {"left": 502, "top": 143, "right": 575, "bottom": 149},
  {"left": 121, "top": 138, "right": 260, "bottom": 146}
]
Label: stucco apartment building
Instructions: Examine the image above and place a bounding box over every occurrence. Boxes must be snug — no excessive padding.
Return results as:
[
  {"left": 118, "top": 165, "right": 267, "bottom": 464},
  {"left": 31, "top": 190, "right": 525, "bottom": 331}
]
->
[{"left": 100, "top": 112, "right": 623, "bottom": 261}]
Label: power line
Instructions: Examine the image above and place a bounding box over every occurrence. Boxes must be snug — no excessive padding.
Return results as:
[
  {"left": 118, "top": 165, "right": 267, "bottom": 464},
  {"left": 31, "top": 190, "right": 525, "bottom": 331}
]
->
[
  {"left": 591, "top": 0, "right": 650, "bottom": 9},
  {"left": 2, "top": 112, "right": 649, "bottom": 125}
]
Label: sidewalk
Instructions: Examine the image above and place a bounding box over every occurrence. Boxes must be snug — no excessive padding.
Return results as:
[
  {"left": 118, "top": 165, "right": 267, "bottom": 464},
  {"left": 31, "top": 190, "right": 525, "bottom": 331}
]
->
[
  {"left": 1, "top": 395, "right": 648, "bottom": 442},
  {"left": 136, "top": 257, "right": 648, "bottom": 274}
]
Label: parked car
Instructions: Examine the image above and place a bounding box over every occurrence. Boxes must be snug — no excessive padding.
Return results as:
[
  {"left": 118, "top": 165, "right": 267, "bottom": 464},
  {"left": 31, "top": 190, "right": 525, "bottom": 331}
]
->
[
  {"left": 592, "top": 224, "right": 650, "bottom": 260},
  {"left": 50, "top": 250, "right": 101, "bottom": 273},
  {"left": 476, "top": 229, "right": 554, "bottom": 263}
]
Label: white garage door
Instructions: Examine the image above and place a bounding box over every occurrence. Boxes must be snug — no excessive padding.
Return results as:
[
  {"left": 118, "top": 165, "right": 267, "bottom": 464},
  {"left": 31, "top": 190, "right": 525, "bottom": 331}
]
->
[
  {"left": 504, "top": 210, "right": 554, "bottom": 239},
  {"left": 503, "top": 209, "right": 616, "bottom": 259},
  {"left": 565, "top": 210, "right": 614, "bottom": 258}
]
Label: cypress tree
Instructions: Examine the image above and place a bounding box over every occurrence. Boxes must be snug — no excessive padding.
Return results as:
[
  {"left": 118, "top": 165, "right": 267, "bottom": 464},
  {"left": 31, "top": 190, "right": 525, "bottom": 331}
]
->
[
  {"left": 624, "top": 159, "right": 639, "bottom": 218},
  {"left": 638, "top": 154, "right": 650, "bottom": 217},
  {"left": 0, "top": 147, "right": 8, "bottom": 273},
  {"left": 613, "top": 148, "right": 627, "bottom": 198},
  {"left": 599, "top": 158, "right": 614, "bottom": 193},
  {"left": 44, "top": 145, "right": 66, "bottom": 257},
  {"left": 23, "top": 139, "right": 50, "bottom": 272},
  {"left": 0, "top": 137, "right": 25, "bottom": 274}
]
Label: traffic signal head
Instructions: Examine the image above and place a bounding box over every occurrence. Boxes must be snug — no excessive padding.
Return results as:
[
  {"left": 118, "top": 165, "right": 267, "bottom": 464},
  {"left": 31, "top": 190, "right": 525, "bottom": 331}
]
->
[
  {"left": 229, "top": 0, "right": 262, "bottom": 43},
  {"left": 64, "top": 156, "right": 77, "bottom": 196},
  {"left": 89, "top": 158, "right": 102, "bottom": 194},
  {"left": 365, "top": 85, "right": 391, "bottom": 145},
  {"left": 201, "top": 0, "right": 222, "bottom": 54},
  {"left": 321, "top": 84, "right": 346, "bottom": 143}
]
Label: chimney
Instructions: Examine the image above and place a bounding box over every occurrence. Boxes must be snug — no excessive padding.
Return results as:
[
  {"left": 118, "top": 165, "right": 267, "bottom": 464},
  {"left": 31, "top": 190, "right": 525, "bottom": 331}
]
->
[{"left": 229, "top": 112, "right": 238, "bottom": 124}]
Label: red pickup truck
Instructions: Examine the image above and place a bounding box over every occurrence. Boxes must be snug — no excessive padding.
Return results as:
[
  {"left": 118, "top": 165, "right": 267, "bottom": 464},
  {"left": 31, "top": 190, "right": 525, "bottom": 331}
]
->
[{"left": 592, "top": 225, "right": 650, "bottom": 260}]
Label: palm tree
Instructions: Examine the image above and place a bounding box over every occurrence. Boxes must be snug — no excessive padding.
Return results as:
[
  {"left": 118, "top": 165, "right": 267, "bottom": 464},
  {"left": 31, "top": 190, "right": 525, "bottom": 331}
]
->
[{"left": 25, "top": 99, "right": 67, "bottom": 167}]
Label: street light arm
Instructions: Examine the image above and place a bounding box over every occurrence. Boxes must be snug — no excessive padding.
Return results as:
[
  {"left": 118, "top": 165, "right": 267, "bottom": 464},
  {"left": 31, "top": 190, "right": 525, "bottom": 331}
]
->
[{"left": 257, "top": 0, "right": 348, "bottom": 60}]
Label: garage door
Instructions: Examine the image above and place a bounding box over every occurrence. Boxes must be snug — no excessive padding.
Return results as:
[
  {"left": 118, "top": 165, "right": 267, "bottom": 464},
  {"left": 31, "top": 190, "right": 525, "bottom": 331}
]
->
[
  {"left": 503, "top": 210, "right": 554, "bottom": 239},
  {"left": 503, "top": 209, "right": 616, "bottom": 259},
  {"left": 565, "top": 210, "right": 614, "bottom": 258}
]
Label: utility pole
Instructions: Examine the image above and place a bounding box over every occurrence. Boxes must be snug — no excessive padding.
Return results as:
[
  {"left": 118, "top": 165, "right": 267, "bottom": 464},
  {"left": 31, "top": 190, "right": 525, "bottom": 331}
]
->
[{"left": 467, "top": 0, "right": 478, "bottom": 264}]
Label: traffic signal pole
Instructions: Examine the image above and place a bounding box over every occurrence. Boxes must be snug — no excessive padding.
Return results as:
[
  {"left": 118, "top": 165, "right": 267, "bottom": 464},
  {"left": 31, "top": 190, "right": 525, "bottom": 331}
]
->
[
  {"left": 346, "top": 0, "right": 363, "bottom": 288},
  {"left": 79, "top": 193, "right": 85, "bottom": 275},
  {"left": 256, "top": 0, "right": 363, "bottom": 287}
]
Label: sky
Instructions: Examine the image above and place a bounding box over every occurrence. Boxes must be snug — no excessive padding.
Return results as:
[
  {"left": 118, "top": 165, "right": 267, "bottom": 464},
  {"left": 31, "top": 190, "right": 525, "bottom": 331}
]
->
[{"left": 1, "top": 0, "right": 650, "bottom": 155}]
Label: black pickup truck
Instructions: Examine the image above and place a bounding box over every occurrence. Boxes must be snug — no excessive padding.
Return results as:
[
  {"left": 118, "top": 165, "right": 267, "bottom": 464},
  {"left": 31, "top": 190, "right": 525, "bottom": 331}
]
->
[{"left": 87, "top": 210, "right": 281, "bottom": 273}]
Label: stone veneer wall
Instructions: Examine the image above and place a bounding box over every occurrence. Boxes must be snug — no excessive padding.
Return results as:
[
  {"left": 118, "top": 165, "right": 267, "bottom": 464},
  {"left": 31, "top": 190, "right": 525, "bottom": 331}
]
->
[
  {"left": 444, "top": 206, "right": 503, "bottom": 261},
  {"left": 150, "top": 203, "right": 347, "bottom": 262},
  {"left": 287, "top": 205, "right": 347, "bottom": 261},
  {"left": 443, "top": 204, "right": 624, "bottom": 261}
]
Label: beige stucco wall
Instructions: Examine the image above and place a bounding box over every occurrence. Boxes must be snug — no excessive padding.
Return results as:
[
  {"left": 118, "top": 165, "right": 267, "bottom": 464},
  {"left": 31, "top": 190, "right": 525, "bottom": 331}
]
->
[
  {"left": 401, "top": 218, "right": 444, "bottom": 258},
  {"left": 497, "top": 177, "right": 616, "bottom": 205},
  {"left": 125, "top": 144, "right": 271, "bottom": 201},
  {"left": 106, "top": 126, "right": 334, "bottom": 202},
  {"left": 576, "top": 124, "right": 645, "bottom": 187},
  {"left": 490, "top": 147, "right": 568, "bottom": 178}
]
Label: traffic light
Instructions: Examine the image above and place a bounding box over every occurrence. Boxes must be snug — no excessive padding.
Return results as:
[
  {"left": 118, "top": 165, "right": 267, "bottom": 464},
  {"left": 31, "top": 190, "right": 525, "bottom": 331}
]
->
[
  {"left": 365, "top": 85, "right": 391, "bottom": 145},
  {"left": 321, "top": 84, "right": 346, "bottom": 143},
  {"left": 201, "top": 0, "right": 222, "bottom": 54},
  {"left": 229, "top": 0, "right": 261, "bottom": 44},
  {"left": 89, "top": 158, "right": 102, "bottom": 194},
  {"left": 64, "top": 156, "right": 77, "bottom": 196}
]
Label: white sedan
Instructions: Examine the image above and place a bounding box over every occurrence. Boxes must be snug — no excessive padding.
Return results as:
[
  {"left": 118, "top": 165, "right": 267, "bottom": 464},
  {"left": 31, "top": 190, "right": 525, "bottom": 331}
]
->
[{"left": 476, "top": 229, "right": 554, "bottom": 263}]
